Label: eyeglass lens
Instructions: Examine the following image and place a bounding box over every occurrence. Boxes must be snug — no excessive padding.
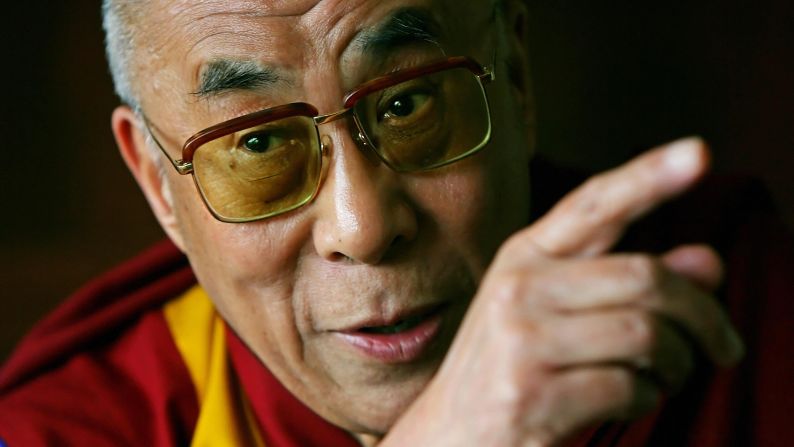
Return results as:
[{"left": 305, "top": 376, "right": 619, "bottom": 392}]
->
[
  {"left": 191, "top": 66, "right": 490, "bottom": 222},
  {"left": 354, "top": 67, "right": 490, "bottom": 172},
  {"left": 193, "top": 115, "right": 322, "bottom": 221}
]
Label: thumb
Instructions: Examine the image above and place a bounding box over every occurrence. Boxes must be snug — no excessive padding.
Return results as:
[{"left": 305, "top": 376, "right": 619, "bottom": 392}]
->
[{"left": 662, "top": 244, "right": 724, "bottom": 292}]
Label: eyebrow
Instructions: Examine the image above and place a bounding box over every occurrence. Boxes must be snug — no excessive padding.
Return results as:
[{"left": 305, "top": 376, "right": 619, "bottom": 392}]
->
[
  {"left": 355, "top": 7, "right": 443, "bottom": 59},
  {"left": 192, "top": 59, "right": 282, "bottom": 98},
  {"left": 191, "top": 8, "right": 440, "bottom": 97}
]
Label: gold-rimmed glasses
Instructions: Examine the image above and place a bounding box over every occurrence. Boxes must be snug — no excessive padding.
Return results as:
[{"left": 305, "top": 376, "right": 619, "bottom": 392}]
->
[{"left": 145, "top": 56, "right": 494, "bottom": 223}]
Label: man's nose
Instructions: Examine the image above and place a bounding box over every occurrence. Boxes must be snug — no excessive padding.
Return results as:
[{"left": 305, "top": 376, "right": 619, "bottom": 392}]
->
[{"left": 311, "top": 129, "right": 418, "bottom": 264}]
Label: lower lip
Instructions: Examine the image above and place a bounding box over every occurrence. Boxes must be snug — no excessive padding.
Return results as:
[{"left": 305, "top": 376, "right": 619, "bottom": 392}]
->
[{"left": 334, "top": 312, "right": 443, "bottom": 363}]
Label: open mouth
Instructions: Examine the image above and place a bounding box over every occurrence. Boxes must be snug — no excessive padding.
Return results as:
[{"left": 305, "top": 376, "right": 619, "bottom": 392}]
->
[{"left": 334, "top": 304, "right": 447, "bottom": 363}]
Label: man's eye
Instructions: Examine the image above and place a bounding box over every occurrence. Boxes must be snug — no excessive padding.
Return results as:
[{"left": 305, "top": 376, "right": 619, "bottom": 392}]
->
[
  {"left": 381, "top": 92, "right": 430, "bottom": 121},
  {"left": 240, "top": 132, "right": 283, "bottom": 153}
]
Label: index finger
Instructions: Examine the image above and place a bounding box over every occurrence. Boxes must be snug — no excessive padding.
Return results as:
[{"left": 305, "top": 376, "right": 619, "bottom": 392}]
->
[{"left": 524, "top": 137, "right": 710, "bottom": 258}]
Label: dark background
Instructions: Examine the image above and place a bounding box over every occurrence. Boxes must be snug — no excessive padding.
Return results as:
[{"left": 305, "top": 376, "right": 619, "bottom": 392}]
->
[{"left": 1, "top": 1, "right": 792, "bottom": 360}]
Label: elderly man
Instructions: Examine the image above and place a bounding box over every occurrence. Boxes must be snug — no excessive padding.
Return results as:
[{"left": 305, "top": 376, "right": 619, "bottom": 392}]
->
[{"left": 1, "top": 0, "right": 792, "bottom": 445}]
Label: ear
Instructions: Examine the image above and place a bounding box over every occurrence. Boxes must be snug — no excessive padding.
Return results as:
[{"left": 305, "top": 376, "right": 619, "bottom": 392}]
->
[
  {"left": 111, "top": 106, "right": 186, "bottom": 251},
  {"left": 501, "top": 0, "right": 535, "bottom": 154}
]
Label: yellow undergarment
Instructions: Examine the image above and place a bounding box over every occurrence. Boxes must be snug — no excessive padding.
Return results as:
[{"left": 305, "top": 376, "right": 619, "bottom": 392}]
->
[{"left": 163, "top": 285, "right": 266, "bottom": 447}]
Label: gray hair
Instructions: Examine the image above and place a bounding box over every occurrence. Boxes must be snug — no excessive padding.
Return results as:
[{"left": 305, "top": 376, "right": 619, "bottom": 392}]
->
[
  {"left": 102, "top": 0, "right": 143, "bottom": 111},
  {"left": 102, "top": 0, "right": 508, "bottom": 111},
  {"left": 102, "top": 0, "right": 172, "bottom": 181}
]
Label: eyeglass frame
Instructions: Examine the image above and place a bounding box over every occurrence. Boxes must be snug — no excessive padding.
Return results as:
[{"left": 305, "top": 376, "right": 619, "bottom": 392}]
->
[{"left": 143, "top": 55, "right": 496, "bottom": 223}]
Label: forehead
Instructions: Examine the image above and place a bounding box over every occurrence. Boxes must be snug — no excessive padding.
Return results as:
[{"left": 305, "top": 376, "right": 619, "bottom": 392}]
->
[
  {"left": 143, "top": 0, "right": 490, "bottom": 79},
  {"left": 136, "top": 0, "right": 493, "bottom": 131},
  {"left": 146, "top": 0, "right": 488, "bottom": 40},
  {"left": 152, "top": 0, "right": 373, "bottom": 64}
]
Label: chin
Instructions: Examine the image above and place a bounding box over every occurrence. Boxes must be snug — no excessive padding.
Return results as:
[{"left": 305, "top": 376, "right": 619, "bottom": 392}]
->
[
  {"left": 293, "top": 331, "right": 449, "bottom": 437},
  {"left": 340, "top": 367, "right": 436, "bottom": 436},
  {"left": 304, "top": 301, "right": 468, "bottom": 435}
]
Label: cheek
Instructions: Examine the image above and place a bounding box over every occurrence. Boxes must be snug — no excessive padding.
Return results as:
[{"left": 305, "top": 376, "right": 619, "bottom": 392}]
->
[
  {"left": 418, "top": 169, "right": 487, "bottom": 236},
  {"left": 408, "top": 153, "right": 527, "bottom": 279},
  {"left": 172, "top": 175, "right": 301, "bottom": 272},
  {"left": 169, "top": 177, "right": 315, "bottom": 371},
  {"left": 167, "top": 173, "right": 311, "bottom": 317}
]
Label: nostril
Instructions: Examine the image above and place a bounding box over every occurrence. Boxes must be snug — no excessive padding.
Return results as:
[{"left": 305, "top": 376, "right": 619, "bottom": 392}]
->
[{"left": 329, "top": 251, "right": 351, "bottom": 262}]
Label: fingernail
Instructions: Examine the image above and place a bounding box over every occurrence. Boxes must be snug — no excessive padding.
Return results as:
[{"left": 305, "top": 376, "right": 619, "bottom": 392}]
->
[{"left": 664, "top": 137, "right": 703, "bottom": 172}]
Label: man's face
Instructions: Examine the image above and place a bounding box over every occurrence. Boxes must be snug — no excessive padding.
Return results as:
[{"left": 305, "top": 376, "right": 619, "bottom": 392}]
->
[{"left": 133, "top": 0, "right": 532, "bottom": 435}]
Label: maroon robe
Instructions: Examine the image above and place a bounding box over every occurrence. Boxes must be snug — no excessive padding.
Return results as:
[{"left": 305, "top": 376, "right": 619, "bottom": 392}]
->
[{"left": 1, "top": 164, "right": 792, "bottom": 446}]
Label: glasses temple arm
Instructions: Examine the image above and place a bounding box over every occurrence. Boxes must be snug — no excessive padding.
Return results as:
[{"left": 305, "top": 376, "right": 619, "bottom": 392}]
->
[{"left": 140, "top": 115, "right": 194, "bottom": 175}]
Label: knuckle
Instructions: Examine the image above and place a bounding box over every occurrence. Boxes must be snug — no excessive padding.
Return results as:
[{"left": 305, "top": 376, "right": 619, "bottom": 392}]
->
[
  {"left": 625, "top": 254, "right": 664, "bottom": 296},
  {"left": 497, "top": 230, "right": 542, "bottom": 263},
  {"left": 569, "top": 176, "right": 610, "bottom": 223},
  {"left": 501, "top": 230, "right": 530, "bottom": 254},
  {"left": 623, "top": 312, "right": 656, "bottom": 353},
  {"left": 489, "top": 270, "right": 527, "bottom": 308},
  {"left": 488, "top": 267, "right": 550, "bottom": 311}
]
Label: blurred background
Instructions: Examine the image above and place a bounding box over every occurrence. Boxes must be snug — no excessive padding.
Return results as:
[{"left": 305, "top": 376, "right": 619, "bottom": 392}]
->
[{"left": 1, "top": 1, "right": 792, "bottom": 360}]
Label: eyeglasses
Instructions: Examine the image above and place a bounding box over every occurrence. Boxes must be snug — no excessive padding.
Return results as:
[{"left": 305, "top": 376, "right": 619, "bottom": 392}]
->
[{"left": 145, "top": 56, "right": 495, "bottom": 223}]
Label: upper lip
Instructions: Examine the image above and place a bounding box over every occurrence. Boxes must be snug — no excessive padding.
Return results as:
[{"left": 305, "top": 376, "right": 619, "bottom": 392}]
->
[{"left": 335, "top": 302, "right": 446, "bottom": 333}]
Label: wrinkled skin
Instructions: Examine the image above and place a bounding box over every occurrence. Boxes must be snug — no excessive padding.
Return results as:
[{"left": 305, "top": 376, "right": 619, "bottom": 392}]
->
[
  {"left": 115, "top": 0, "right": 532, "bottom": 438},
  {"left": 111, "top": 0, "right": 741, "bottom": 445}
]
